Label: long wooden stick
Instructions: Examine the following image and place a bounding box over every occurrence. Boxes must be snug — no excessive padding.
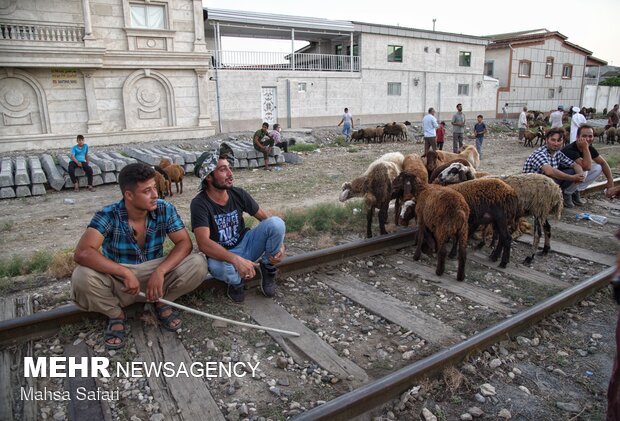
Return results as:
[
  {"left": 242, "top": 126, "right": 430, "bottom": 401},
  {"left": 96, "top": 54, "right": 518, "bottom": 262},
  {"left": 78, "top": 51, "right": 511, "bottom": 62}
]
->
[{"left": 139, "top": 292, "right": 300, "bottom": 337}]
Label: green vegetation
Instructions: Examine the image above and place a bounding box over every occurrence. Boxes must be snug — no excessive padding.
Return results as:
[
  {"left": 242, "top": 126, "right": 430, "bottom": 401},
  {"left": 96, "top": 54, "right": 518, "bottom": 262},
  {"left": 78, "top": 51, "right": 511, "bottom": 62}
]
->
[
  {"left": 289, "top": 143, "right": 319, "bottom": 152},
  {"left": 1, "top": 221, "right": 14, "bottom": 232},
  {"left": 332, "top": 136, "right": 348, "bottom": 147},
  {"left": 281, "top": 200, "right": 365, "bottom": 234},
  {"left": 600, "top": 76, "right": 620, "bottom": 86},
  {"left": 605, "top": 154, "right": 620, "bottom": 170},
  {"left": 0, "top": 250, "right": 53, "bottom": 278}
]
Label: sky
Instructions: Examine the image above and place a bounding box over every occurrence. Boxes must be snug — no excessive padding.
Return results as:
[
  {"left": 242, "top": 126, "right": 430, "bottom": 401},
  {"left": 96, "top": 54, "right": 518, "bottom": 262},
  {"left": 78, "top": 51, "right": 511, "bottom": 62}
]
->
[{"left": 203, "top": 0, "right": 620, "bottom": 66}]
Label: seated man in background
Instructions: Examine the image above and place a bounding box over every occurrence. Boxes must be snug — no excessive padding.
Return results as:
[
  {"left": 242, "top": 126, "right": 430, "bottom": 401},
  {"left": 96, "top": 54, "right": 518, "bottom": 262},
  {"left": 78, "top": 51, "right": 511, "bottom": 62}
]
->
[
  {"left": 71, "top": 163, "right": 207, "bottom": 350},
  {"left": 253, "top": 122, "right": 273, "bottom": 170},
  {"left": 560, "top": 124, "right": 615, "bottom": 205},
  {"left": 522, "top": 128, "right": 585, "bottom": 208},
  {"left": 269, "top": 123, "right": 289, "bottom": 153}
]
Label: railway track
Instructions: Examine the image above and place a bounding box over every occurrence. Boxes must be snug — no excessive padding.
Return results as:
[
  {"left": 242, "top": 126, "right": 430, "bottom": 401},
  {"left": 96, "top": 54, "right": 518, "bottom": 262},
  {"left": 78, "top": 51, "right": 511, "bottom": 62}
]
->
[{"left": 0, "top": 180, "right": 618, "bottom": 421}]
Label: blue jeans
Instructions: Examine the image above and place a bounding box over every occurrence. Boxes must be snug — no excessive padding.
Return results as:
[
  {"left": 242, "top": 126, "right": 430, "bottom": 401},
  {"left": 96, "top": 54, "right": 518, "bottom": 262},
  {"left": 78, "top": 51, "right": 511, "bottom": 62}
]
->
[
  {"left": 207, "top": 217, "right": 285, "bottom": 286},
  {"left": 342, "top": 123, "right": 352, "bottom": 138},
  {"left": 475, "top": 136, "right": 483, "bottom": 159}
]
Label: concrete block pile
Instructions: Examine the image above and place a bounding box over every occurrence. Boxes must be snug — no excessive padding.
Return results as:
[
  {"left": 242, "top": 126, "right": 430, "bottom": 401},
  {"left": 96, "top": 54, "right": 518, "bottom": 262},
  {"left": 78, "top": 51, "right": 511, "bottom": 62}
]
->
[
  {"left": 0, "top": 142, "right": 289, "bottom": 200},
  {"left": 219, "top": 140, "right": 284, "bottom": 169},
  {"left": 123, "top": 146, "right": 197, "bottom": 174},
  {"left": 0, "top": 156, "right": 48, "bottom": 198}
]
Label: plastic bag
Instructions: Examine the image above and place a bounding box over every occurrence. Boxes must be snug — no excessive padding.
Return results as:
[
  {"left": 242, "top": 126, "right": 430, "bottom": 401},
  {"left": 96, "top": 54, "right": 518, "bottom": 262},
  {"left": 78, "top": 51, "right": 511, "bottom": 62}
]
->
[{"left": 575, "top": 212, "right": 608, "bottom": 225}]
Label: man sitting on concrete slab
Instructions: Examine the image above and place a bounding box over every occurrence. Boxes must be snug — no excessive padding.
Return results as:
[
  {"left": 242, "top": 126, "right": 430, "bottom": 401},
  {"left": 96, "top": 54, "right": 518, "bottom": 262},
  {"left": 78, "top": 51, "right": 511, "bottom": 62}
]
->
[
  {"left": 191, "top": 147, "right": 286, "bottom": 303},
  {"left": 253, "top": 122, "right": 274, "bottom": 170},
  {"left": 71, "top": 163, "right": 207, "bottom": 350}
]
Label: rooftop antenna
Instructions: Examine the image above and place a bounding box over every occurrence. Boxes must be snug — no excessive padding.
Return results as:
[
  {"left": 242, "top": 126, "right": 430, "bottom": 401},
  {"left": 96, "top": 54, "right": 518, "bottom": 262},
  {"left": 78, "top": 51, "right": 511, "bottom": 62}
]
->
[{"left": 432, "top": 18, "right": 436, "bottom": 31}]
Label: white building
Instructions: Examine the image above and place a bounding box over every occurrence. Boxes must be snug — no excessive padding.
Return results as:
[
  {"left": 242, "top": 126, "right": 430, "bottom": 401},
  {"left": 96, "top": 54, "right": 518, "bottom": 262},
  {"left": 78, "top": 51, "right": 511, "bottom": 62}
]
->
[
  {"left": 0, "top": 0, "right": 215, "bottom": 153},
  {"left": 206, "top": 9, "right": 498, "bottom": 132}
]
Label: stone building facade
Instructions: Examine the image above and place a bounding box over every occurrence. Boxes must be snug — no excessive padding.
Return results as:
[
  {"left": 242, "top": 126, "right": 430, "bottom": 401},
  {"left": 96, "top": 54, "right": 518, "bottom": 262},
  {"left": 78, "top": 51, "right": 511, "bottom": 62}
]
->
[{"left": 0, "top": 0, "right": 214, "bottom": 152}]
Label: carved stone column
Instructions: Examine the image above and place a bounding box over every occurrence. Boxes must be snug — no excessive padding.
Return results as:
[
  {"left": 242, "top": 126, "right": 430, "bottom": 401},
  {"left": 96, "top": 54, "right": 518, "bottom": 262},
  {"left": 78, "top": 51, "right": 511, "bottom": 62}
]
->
[
  {"left": 81, "top": 0, "right": 99, "bottom": 47},
  {"left": 195, "top": 69, "right": 211, "bottom": 127},
  {"left": 192, "top": 0, "right": 207, "bottom": 52},
  {"left": 81, "top": 70, "right": 102, "bottom": 133}
]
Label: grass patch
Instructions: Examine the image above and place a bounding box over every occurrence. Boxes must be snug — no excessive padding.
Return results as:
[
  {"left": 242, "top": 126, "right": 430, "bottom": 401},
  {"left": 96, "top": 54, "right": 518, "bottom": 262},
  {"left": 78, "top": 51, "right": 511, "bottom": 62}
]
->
[
  {"left": 48, "top": 250, "right": 76, "bottom": 279},
  {"left": 606, "top": 154, "right": 620, "bottom": 169},
  {"left": 281, "top": 200, "right": 365, "bottom": 234},
  {"left": 289, "top": 143, "right": 319, "bottom": 153},
  {"left": 1, "top": 221, "right": 14, "bottom": 232},
  {"left": 0, "top": 251, "right": 54, "bottom": 278}
]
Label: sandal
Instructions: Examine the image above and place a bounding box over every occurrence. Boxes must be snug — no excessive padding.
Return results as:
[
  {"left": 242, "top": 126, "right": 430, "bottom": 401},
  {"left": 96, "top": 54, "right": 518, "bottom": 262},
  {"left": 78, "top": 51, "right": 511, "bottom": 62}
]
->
[
  {"left": 104, "top": 318, "right": 127, "bottom": 350},
  {"left": 155, "top": 304, "right": 182, "bottom": 332},
  {"left": 88, "top": 186, "right": 96, "bottom": 192}
]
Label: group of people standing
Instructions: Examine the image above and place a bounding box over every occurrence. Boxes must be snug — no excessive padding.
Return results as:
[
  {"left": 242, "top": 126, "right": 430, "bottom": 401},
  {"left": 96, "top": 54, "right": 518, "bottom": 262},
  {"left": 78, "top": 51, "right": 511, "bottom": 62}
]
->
[{"left": 422, "top": 103, "right": 486, "bottom": 158}]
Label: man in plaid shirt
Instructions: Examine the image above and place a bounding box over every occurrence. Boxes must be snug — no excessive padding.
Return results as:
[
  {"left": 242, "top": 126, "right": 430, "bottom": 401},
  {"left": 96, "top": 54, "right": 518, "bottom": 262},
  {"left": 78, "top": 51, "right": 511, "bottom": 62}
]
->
[
  {"left": 522, "top": 128, "right": 585, "bottom": 207},
  {"left": 71, "top": 163, "right": 207, "bottom": 350}
]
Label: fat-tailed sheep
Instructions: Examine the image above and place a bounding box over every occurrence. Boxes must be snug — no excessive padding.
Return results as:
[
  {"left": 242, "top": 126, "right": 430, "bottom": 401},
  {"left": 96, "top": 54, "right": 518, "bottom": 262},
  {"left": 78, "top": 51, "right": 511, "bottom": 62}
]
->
[
  {"left": 340, "top": 152, "right": 404, "bottom": 237},
  {"left": 160, "top": 159, "right": 185, "bottom": 194}
]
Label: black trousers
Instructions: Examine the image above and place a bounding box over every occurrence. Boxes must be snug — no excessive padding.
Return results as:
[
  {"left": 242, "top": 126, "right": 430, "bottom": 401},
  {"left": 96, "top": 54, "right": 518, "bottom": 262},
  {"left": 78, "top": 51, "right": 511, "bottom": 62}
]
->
[{"left": 68, "top": 161, "right": 93, "bottom": 186}]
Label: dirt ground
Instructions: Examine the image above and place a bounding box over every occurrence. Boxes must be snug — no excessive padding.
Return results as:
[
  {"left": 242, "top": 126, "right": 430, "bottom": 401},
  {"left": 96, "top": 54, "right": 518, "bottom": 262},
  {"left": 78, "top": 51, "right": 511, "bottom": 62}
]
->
[{"left": 3, "top": 121, "right": 619, "bottom": 262}]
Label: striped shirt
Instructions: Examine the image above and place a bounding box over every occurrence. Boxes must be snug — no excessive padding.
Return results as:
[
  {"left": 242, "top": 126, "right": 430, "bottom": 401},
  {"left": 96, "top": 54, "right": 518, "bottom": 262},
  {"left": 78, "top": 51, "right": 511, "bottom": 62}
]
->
[
  {"left": 522, "top": 146, "right": 574, "bottom": 174},
  {"left": 88, "top": 199, "right": 185, "bottom": 264}
]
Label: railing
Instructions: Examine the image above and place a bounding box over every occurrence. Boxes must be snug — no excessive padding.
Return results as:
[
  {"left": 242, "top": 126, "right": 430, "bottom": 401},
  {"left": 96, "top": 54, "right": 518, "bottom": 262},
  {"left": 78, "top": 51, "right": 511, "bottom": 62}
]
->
[
  {"left": 584, "top": 77, "right": 599, "bottom": 86},
  {"left": 0, "top": 22, "right": 84, "bottom": 42},
  {"left": 213, "top": 50, "right": 360, "bottom": 72}
]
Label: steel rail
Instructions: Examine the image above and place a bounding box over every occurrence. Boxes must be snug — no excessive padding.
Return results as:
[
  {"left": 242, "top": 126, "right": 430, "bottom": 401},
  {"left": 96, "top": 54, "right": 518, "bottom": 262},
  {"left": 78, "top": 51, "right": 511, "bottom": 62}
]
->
[
  {"left": 0, "top": 230, "right": 415, "bottom": 345},
  {"left": 294, "top": 265, "right": 616, "bottom": 421}
]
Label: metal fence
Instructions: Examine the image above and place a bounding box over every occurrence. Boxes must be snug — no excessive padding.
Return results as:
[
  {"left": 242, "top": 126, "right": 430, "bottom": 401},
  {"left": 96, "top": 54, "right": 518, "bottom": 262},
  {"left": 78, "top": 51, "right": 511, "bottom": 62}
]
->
[{"left": 214, "top": 50, "right": 360, "bottom": 72}]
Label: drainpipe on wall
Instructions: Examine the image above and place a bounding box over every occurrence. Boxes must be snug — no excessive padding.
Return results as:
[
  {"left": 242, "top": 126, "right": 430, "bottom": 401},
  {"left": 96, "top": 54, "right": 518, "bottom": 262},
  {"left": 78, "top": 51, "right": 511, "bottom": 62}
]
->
[
  {"left": 287, "top": 79, "right": 292, "bottom": 129},
  {"left": 437, "top": 82, "right": 441, "bottom": 122},
  {"left": 579, "top": 56, "right": 587, "bottom": 107},
  {"left": 594, "top": 65, "right": 601, "bottom": 109},
  {"left": 213, "top": 23, "right": 222, "bottom": 133}
]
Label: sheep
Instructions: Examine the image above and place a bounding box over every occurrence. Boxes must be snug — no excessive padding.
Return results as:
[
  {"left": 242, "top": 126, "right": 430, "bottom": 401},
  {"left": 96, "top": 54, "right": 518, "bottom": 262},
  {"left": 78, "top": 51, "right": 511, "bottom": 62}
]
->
[
  {"left": 436, "top": 164, "right": 562, "bottom": 264},
  {"left": 391, "top": 153, "right": 427, "bottom": 221},
  {"left": 447, "top": 178, "right": 520, "bottom": 268},
  {"left": 607, "top": 127, "right": 617, "bottom": 145},
  {"left": 428, "top": 158, "right": 473, "bottom": 184},
  {"left": 594, "top": 126, "right": 606, "bottom": 143},
  {"left": 382, "top": 122, "right": 405, "bottom": 142},
  {"left": 494, "top": 173, "right": 563, "bottom": 264},
  {"left": 361, "top": 127, "right": 381, "bottom": 143},
  {"left": 350, "top": 129, "right": 365, "bottom": 142},
  {"left": 340, "top": 152, "right": 404, "bottom": 237},
  {"left": 424, "top": 145, "right": 480, "bottom": 175},
  {"left": 154, "top": 165, "right": 173, "bottom": 197},
  {"left": 397, "top": 176, "right": 469, "bottom": 281},
  {"left": 153, "top": 171, "right": 170, "bottom": 199},
  {"left": 159, "top": 158, "right": 185, "bottom": 194},
  {"left": 523, "top": 127, "right": 545, "bottom": 147}
]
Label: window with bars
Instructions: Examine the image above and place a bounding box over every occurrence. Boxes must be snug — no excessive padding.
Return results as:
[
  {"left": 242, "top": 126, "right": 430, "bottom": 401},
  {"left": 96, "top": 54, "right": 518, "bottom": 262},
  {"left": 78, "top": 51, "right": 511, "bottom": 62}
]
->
[
  {"left": 458, "top": 84, "right": 469, "bottom": 96},
  {"left": 387, "top": 82, "right": 401, "bottom": 96},
  {"left": 562, "top": 64, "right": 573, "bottom": 79}
]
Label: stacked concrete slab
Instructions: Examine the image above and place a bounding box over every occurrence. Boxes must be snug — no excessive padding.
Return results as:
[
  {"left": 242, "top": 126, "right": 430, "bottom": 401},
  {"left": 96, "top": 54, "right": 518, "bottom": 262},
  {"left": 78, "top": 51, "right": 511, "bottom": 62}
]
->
[
  {"left": 219, "top": 140, "right": 284, "bottom": 169},
  {"left": 0, "top": 157, "right": 15, "bottom": 199},
  {"left": 124, "top": 146, "right": 197, "bottom": 175},
  {"left": 40, "top": 154, "right": 66, "bottom": 191},
  {"left": 28, "top": 156, "right": 47, "bottom": 196},
  {"left": 14, "top": 156, "right": 32, "bottom": 197}
]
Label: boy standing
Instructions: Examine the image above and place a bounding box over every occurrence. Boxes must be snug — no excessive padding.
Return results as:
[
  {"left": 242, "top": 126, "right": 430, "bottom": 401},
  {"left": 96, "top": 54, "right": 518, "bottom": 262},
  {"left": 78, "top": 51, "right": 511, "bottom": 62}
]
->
[
  {"left": 474, "top": 115, "right": 487, "bottom": 159},
  {"left": 436, "top": 121, "right": 446, "bottom": 151},
  {"left": 69, "top": 134, "right": 95, "bottom": 192},
  {"left": 337, "top": 108, "right": 354, "bottom": 140}
]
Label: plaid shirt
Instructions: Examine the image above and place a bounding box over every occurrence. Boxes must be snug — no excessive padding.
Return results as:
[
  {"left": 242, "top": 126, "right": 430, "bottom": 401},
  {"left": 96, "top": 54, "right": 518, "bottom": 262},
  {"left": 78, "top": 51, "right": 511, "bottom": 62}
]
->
[
  {"left": 522, "top": 146, "right": 574, "bottom": 174},
  {"left": 88, "top": 199, "right": 185, "bottom": 265}
]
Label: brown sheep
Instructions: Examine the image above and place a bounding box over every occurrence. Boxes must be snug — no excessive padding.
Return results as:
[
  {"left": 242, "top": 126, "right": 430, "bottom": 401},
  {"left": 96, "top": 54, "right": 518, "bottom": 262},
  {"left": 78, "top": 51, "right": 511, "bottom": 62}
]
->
[
  {"left": 153, "top": 171, "right": 170, "bottom": 199},
  {"left": 607, "top": 127, "right": 617, "bottom": 145},
  {"left": 429, "top": 158, "right": 472, "bottom": 184},
  {"left": 160, "top": 159, "right": 185, "bottom": 194},
  {"left": 398, "top": 176, "right": 469, "bottom": 281},
  {"left": 154, "top": 165, "right": 172, "bottom": 197},
  {"left": 448, "top": 179, "right": 520, "bottom": 268}
]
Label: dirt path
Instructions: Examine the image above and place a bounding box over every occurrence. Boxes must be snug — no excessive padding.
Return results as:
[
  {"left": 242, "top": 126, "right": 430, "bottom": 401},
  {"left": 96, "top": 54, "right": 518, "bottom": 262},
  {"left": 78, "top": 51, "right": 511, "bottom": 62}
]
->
[{"left": 1, "top": 126, "right": 618, "bottom": 260}]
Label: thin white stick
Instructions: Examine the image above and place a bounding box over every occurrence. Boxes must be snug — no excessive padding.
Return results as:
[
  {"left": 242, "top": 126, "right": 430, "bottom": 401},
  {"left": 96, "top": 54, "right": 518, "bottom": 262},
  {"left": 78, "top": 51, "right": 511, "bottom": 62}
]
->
[{"left": 139, "top": 292, "right": 300, "bottom": 337}]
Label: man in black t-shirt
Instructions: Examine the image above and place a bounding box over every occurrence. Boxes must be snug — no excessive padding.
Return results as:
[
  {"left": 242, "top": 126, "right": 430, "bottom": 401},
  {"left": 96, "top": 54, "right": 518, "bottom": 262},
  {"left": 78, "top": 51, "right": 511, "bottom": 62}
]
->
[
  {"left": 190, "top": 149, "right": 286, "bottom": 303},
  {"left": 560, "top": 124, "right": 615, "bottom": 206}
]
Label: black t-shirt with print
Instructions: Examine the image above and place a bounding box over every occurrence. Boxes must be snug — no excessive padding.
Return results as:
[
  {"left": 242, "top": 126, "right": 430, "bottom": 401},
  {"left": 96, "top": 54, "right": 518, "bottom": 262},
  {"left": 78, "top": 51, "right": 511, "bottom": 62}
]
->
[{"left": 190, "top": 187, "right": 259, "bottom": 249}]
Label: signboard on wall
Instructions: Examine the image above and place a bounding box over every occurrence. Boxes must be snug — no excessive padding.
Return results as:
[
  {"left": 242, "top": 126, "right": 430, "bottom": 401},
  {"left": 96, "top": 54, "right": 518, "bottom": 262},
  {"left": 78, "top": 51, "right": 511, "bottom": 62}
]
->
[{"left": 51, "top": 69, "right": 78, "bottom": 88}]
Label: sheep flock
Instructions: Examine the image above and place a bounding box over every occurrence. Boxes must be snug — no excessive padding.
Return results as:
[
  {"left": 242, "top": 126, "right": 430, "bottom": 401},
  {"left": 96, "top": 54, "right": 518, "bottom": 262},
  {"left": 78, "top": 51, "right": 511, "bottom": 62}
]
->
[{"left": 340, "top": 147, "right": 563, "bottom": 282}]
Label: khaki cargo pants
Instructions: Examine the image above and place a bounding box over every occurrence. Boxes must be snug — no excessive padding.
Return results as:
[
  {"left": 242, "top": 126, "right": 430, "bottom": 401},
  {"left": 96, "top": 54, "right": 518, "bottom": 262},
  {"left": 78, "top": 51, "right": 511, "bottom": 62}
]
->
[{"left": 71, "top": 254, "right": 208, "bottom": 319}]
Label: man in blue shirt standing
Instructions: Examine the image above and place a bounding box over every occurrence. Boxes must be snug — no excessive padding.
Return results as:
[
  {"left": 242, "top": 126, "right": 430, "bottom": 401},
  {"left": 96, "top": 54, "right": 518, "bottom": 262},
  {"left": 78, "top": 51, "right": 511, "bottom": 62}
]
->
[
  {"left": 422, "top": 107, "right": 439, "bottom": 156},
  {"left": 71, "top": 163, "right": 208, "bottom": 350}
]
